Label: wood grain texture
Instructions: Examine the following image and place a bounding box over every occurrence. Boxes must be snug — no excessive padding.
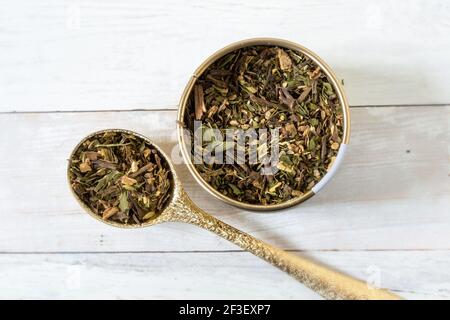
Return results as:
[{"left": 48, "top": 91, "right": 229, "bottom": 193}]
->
[
  {"left": 0, "top": 106, "right": 448, "bottom": 253},
  {"left": 0, "top": 250, "right": 448, "bottom": 299},
  {"left": 1, "top": 0, "right": 450, "bottom": 111},
  {"left": 2, "top": 0, "right": 449, "bottom": 300}
]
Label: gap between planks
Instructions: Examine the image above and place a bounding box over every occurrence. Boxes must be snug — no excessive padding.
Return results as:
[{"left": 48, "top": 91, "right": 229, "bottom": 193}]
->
[
  {"left": 0, "top": 103, "right": 450, "bottom": 115},
  {"left": 1, "top": 249, "right": 449, "bottom": 255}
]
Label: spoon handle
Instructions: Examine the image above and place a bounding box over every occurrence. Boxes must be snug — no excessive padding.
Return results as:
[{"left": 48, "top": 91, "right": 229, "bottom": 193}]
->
[{"left": 168, "top": 192, "right": 401, "bottom": 300}]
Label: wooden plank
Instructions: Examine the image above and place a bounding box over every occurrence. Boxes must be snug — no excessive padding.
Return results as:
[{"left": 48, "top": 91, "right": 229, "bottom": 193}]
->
[
  {"left": 0, "top": 106, "right": 448, "bottom": 252},
  {"left": 0, "top": 250, "right": 448, "bottom": 299},
  {"left": 1, "top": 1, "right": 450, "bottom": 111}
]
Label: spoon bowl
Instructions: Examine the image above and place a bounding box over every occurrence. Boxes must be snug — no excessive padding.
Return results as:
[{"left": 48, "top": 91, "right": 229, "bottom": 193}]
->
[
  {"left": 67, "top": 128, "right": 176, "bottom": 229},
  {"left": 68, "top": 129, "right": 401, "bottom": 300}
]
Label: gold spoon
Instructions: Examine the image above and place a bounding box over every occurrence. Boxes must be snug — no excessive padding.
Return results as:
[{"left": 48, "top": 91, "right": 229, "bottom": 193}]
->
[{"left": 68, "top": 129, "right": 401, "bottom": 300}]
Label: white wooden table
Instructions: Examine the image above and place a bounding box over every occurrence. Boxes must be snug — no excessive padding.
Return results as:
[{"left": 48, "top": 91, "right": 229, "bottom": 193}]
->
[{"left": 0, "top": 0, "right": 449, "bottom": 299}]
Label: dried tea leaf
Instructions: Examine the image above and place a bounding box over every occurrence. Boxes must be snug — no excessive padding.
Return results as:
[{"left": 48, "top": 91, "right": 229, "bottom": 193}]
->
[
  {"left": 331, "top": 142, "right": 340, "bottom": 150},
  {"left": 79, "top": 162, "right": 92, "bottom": 173},
  {"left": 92, "top": 159, "right": 117, "bottom": 170},
  {"left": 84, "top": 151, "right": 98, "bottom": 161},
  {"left": 194, "top": 84, "right": 206, "bottom": 120},
  {"left": 279, "top": 87, "right": 295, "bottom": 111},
  {"left": 131, "top": 161, "right": 139, "bottom": 173},
  {"left": 118, "top": 191, "right": 129, "bottom": 212},
  {"left": 291, "top": 190, "right": 303, "bottom": 197},
  {"left": 102, "top": 207, "right": 119, "bottom": 220},
  {"left": 298, "top": 86, "right": 312, "bottom": 102},
  {"left": 121, "top": 175, "right": 137, "bottom": 186},
  {"left": 228, "top": 183, "right": 242, "bottom": 195},
  {"left": 268, "top": 181, "right": 282, "bottom": 194},
  {"left": 307, "top": 139, "right": 316, "bottom": 151},
  {"left": 276, "top": 161, "right": 294, "bottom": 174},
  {"left": 143, "top": 211, "right": 156, "bottom": 220},
  {"left": 277, "top": 48, "right": 292, "bottom": 71}
]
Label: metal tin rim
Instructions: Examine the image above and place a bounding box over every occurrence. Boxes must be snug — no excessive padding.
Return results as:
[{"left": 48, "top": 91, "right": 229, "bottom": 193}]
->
[{"left": 177, "top": 38, "right": 350, "bottom": 211}]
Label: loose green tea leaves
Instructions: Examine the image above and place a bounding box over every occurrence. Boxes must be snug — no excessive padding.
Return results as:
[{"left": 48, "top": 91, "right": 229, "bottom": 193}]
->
[
  {"left": 69, "top": 131, "right": 172, "bottom": 224},
  {"left": 184, "top": 46, "right": 344, "bottom": 205}
]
